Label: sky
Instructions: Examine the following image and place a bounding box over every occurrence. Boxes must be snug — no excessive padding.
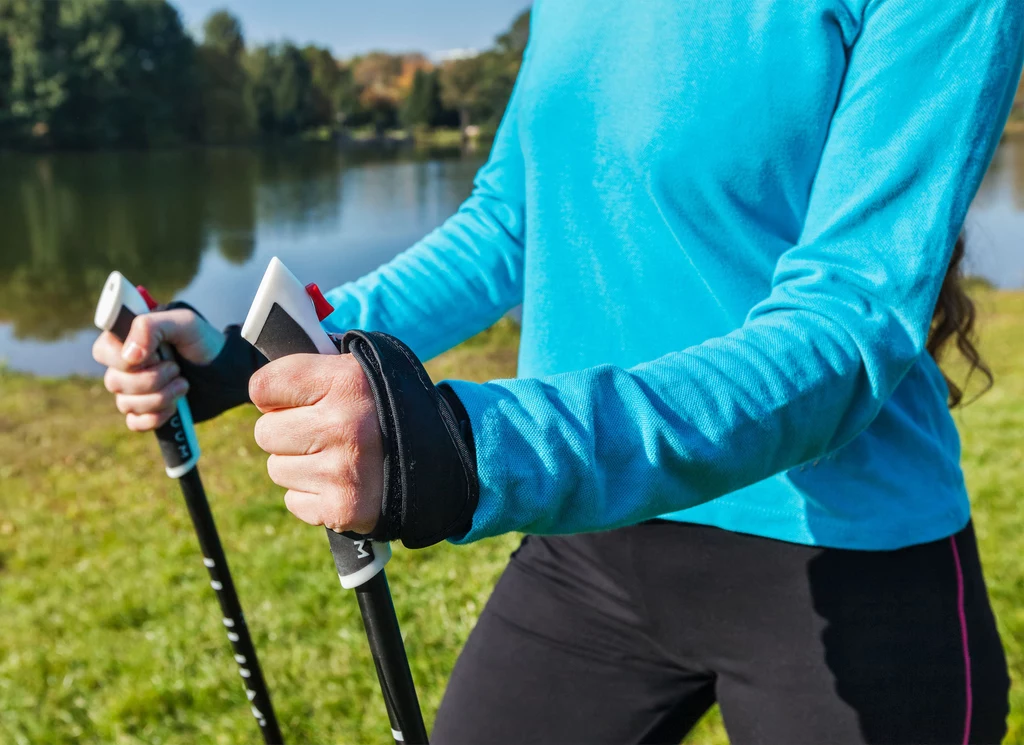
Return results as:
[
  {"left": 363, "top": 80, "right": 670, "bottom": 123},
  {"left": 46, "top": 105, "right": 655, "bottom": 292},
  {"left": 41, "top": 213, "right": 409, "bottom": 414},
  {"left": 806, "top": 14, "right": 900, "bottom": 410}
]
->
[{"left": 171, "top": 0, "right": 530, "bottom": 59}]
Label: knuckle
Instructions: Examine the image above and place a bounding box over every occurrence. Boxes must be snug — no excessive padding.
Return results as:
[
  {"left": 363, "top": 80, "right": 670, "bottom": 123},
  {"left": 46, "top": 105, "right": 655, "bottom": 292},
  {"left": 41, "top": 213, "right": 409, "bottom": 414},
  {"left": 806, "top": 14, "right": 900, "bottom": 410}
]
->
[
  {"left": 248, "top": 370, "right": 268, "bottom": 406},
  {"left": 145, "top": 368, "right": 165, "bottom": 391},
  {"left": 126, "top": 413, "right": 152, "bottom": 432},
  {"left": 130, "top": 315, "right": 151, "bottom": 342},
  {"left": 283, "top": 490, "right": 318, "bottom": 525},
  {"left": 155, "top": 387, "right": 175, "bottom": 408},
  {"left": 266, "top": 454, "right": 284, "bottom": 484},
  {"left": 326, "top": 442, "right": 356, "bottom": 479},
  {"left": 103, "top": 368, "right": 120, "bottom": 393},
  {"left": 333, "top": 357, "right": 365, "bottom": 398},
  {"left": 253, "top": 416, "right": 271, "bottom": 451},
  {"left": 324, "top": 492, "right": 357, "bottom": 533},
  {"left": 91, "top": 334, "right": 108, "bottom": 361}
]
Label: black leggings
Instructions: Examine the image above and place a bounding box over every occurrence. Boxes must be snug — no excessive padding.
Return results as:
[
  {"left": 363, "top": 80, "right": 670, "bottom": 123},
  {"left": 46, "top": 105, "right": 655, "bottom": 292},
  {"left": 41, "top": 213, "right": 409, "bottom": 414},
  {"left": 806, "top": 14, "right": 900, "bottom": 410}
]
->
[{"left": 433, "top": 521, "right": 1008, "bottom": 744}]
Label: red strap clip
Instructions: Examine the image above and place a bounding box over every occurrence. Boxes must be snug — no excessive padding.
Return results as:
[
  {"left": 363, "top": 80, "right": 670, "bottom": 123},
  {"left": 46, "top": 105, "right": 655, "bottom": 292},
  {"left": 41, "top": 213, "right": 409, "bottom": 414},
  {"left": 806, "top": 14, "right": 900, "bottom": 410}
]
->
[
  {"left": 305, "top": 283, "right": 335, "bottom": 322},
  {"left": 136, "top": 285, "right": 159, "bottom": 311}
]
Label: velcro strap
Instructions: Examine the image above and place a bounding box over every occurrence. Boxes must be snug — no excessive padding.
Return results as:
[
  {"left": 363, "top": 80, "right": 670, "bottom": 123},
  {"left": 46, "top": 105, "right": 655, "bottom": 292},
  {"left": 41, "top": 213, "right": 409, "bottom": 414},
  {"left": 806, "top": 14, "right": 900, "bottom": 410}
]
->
[{"left": 342, "top": 330, "right": 478, "bottom": 548}]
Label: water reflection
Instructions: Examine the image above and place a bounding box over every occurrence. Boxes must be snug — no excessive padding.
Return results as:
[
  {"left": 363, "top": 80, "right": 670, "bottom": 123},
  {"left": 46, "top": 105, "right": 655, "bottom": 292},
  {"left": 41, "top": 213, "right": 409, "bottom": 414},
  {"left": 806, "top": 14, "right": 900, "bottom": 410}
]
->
[
  {"left": 0, "top": 139, "right": 1021, "bottom": 376},
  {"left": 0, "top": 145, "right": 482, "bottom": 375},
  {"left": 0, "top": 146, "right": 354, "bottom": 340},
  {"left": 967, "top": 139, "right": 1024, "bottom": 287}
]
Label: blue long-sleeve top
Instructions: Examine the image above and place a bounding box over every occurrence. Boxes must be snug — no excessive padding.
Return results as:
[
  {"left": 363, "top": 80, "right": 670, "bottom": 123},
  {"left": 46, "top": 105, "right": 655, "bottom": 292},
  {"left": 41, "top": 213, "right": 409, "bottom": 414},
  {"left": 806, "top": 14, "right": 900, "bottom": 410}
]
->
[{"left": 324, "top": 0, "right": 1024, "bottom": 549}]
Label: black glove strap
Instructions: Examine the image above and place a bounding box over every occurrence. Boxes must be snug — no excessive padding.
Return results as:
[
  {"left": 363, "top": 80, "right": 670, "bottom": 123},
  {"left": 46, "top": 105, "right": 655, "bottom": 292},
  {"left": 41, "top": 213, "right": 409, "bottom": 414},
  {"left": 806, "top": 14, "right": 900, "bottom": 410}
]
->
[
  {"left": 342, "top": 330, "right": 479, "bottom": 548},
  {"left": 163, "top": 301, "right": 268, "bottom": 423}
]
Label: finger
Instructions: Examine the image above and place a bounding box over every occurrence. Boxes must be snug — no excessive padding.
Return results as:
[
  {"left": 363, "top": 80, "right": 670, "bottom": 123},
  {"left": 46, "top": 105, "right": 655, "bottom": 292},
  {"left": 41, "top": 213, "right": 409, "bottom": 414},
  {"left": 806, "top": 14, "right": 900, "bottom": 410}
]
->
[
  {"left": 93, "top": 331, "right": 125, "bottom": 369},
  {"left": 121, "top": 308, "right": 204, "bottom": 366},
  {"left": 249, "top": 354, "right": 343, "bottom": 412},
  {"left": 115, "top": 378, "right": 189, "bottom": 416},
  {"left": 125, "top": 408, "right": 176, "bottom": 432},
  {"left": 92, "top": 331, "right": 158, "bottom": 372},
  {"left": 265, "top": 453, "right": 324, "bottom": 493},
  {"left": 282, "top": 490, "right": 324, "bottom": 527},
  {"left": 104, "top": 360, "right": 180, "bottom": 395},
  {"left": 253, "top": 408, "right": 330, "bottom": 456}
]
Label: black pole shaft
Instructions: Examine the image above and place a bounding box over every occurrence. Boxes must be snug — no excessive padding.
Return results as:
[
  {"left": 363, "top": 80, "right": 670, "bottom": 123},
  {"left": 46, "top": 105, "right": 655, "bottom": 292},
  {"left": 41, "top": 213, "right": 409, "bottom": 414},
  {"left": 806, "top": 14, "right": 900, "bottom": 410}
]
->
[
  {"left": 355, "top": 571, "right": 429, "bottom": 744},
  {"left": 178, "top": 468, "right": 284, "bottom": 745}
]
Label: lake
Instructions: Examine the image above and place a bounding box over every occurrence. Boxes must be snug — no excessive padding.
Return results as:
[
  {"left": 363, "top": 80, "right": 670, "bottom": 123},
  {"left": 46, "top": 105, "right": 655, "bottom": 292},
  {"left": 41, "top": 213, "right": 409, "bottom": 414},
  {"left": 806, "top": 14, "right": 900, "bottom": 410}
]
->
[{"left": 2, "top": 139, "right": 1022, "bottom": 377}]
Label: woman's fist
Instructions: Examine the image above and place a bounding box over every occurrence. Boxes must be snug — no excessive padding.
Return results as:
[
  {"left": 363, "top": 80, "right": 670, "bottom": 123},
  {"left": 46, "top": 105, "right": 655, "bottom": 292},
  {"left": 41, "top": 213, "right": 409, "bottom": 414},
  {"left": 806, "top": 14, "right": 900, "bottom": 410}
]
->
[
  {"left": 249, "top": 353, "right": 383, "bottom": 535},
  {"left": 92, "top": 307, "right": 225, "bottom": 431}
]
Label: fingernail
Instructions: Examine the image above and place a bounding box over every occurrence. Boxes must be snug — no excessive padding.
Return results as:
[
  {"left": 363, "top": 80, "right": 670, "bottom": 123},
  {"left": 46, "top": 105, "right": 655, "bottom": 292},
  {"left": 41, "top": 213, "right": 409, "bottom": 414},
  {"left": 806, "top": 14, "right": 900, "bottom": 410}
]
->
[
  {"left": 167, "top": 362, "right": 180, "bottom": 377},
  {"left": 122, "top": 341, "right": 144, "bottom": 363}
]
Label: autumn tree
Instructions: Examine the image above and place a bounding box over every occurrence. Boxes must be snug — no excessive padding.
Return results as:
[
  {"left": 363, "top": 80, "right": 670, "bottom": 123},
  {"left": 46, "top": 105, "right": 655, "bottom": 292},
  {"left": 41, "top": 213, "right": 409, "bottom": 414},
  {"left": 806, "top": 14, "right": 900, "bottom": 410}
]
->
[{"left": 401, "top": 68, "right": 442, "bottom": 128}]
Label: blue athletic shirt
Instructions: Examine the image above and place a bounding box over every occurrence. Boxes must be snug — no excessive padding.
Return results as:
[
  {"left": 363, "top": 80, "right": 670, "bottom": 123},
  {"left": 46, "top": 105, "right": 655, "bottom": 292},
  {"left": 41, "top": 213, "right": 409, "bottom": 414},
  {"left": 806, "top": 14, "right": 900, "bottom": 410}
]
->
[{"left": 324, "top": 0, "right": 1024, "bottom": 549}]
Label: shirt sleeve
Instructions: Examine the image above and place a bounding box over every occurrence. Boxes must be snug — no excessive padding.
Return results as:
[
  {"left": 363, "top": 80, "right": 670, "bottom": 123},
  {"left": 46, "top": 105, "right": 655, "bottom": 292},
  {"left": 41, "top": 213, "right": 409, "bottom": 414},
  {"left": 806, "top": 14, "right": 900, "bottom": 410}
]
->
[
  {"left": 321, "top": 67, "right": 529, "bottom": 362},
  {"left": 446, "top": 0, "right": 1024, "bottom": 541}
]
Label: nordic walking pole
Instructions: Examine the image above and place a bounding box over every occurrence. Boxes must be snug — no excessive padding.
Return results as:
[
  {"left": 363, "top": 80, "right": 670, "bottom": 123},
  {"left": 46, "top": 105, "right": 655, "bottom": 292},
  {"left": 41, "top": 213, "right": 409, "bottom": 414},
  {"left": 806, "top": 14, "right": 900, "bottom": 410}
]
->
[
  {"left": 94, "top": 272, "right": 283, "bottom": 745},
  {"left": 241, "top": 257, "right": 429, "bottom": 745}
]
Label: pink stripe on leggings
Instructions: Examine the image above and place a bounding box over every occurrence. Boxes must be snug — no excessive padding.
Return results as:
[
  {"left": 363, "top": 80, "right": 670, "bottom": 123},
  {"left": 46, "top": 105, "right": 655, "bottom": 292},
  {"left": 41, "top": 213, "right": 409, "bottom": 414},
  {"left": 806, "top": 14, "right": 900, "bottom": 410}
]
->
[{"left": 950, "top": 535, "right": 973, "bottom": 745}]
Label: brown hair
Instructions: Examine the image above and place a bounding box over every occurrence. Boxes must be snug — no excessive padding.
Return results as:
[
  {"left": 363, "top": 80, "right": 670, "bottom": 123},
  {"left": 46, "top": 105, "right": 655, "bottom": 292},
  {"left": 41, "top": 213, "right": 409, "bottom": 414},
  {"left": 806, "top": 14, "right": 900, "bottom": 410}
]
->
[{"left": 927, "top": 234, "right": 993, "bottom": 407}]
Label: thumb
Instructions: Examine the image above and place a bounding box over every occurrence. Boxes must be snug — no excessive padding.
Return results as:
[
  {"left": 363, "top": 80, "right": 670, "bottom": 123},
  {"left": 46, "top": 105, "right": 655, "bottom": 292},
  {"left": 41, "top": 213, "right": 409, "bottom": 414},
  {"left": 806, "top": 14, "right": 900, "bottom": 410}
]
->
[{"left": 121, "top": 308, "right": 206, "bottom": 366}]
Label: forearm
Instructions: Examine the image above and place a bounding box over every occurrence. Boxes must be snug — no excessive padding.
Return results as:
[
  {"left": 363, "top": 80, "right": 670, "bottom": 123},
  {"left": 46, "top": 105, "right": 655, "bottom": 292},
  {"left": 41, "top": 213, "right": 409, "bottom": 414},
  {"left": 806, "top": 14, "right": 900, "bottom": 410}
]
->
[{"left": 446, "top": 308, "right": 881, "bottom": 540}]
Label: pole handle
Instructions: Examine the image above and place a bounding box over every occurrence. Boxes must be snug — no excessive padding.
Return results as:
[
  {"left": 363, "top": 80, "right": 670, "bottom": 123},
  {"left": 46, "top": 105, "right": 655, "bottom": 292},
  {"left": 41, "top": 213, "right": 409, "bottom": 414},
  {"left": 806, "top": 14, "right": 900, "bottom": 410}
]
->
[
  {"left": 94, "top": 271, "right": 200, "bottom": 477},
  {"left": 240, "top": 257, "right": 392, "bottom": 586}
]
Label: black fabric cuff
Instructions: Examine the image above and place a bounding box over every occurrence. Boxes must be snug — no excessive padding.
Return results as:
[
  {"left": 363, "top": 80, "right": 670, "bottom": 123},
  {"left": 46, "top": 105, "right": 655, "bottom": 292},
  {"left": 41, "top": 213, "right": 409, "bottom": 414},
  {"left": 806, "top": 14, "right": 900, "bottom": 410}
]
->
[
  {"left": 342, "top": 330, "right": 479, "bottom": 548},
  {"left": 163, "top": 301, "right": 268, "bottom": 423}
]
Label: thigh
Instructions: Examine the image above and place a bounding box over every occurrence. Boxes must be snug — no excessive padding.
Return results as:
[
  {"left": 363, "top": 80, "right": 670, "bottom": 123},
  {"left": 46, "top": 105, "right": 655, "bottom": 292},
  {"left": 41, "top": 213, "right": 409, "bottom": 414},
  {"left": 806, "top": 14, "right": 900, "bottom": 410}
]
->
[
  {"left": 712, "top": 523, "right": 1009, "bottom": 745},
  {"left": 432, "top": 533, "right": 716, "bottom": 745}
]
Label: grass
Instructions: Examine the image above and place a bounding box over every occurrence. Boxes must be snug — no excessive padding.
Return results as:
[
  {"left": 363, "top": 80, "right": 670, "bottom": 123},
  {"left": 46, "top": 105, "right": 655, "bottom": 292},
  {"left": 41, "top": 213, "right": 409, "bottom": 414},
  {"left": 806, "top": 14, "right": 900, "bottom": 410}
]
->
[{"left": 1, "top": 295, "right": 1022, "bottom": 743}]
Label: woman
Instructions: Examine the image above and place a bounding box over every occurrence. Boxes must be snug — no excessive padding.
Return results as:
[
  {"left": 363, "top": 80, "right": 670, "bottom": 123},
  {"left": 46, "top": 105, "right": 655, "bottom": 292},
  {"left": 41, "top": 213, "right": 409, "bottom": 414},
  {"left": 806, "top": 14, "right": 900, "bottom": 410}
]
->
[{"left": 93, "top": 1, "right": 1024, "bottom": 742}]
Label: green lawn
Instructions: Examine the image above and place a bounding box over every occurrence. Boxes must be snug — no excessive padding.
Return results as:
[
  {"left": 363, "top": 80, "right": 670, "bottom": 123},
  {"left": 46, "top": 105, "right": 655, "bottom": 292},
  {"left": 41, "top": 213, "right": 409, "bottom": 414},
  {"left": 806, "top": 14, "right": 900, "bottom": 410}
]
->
[{"left": 1, "top": 295, "right": 1022, "bottom": 744}]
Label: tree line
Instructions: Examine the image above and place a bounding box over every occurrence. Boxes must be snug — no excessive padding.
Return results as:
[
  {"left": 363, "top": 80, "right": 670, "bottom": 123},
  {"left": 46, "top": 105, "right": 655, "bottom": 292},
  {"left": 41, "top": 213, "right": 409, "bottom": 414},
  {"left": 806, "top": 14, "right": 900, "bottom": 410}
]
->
[{"left": 0, "top": 0, "right": 529, "bottom": 150}]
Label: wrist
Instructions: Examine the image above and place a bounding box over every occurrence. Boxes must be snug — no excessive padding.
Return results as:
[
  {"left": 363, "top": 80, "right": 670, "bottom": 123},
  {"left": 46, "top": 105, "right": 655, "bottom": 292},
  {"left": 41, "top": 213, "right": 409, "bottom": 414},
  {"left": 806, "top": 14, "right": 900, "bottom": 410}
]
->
[{"left": 163, "top": 302, "right": 268, "bottom": 422}]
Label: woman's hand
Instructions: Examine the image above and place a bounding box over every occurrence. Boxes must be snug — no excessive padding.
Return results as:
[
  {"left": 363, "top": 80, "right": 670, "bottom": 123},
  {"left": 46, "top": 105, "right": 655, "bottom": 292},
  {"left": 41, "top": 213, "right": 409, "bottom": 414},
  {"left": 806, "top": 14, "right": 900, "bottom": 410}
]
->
[
  {"left": 92, "top": 307, "right": 226, "bottom": 431},
  {"left": 249, "top": 354, "right": 384, "bottom": 535}
]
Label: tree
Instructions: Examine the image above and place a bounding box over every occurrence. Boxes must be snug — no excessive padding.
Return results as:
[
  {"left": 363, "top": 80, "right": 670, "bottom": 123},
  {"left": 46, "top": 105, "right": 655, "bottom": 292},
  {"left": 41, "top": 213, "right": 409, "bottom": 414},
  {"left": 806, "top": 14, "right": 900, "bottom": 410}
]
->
[
  {"left": 480, "top": 8, "right": 530, "bottom": 125},
  {"left": 245, "top": 43, "right": 314, "bottom": 137},
  {"left": 0, "top": 0, "right": 199, "bottom": 149},
  {"left": 202, "top": 9, "right": 243, "bottom": 57},
  {"left": 0, "top": 21, "right": 12, "bottom": 142},
  {"left": 197, "top": 9, "right": 251, "bottom": 143},
  {"left": 440, "top": 55, "right": 487, "bottom": 130},
  {"left": 334, "top": 65, "right": 362, "bottom": 125},
  {"left": 495, "top": 9, "right": 530, "bottom": 59},
  {"left": 401, "top": 68, "right": 441, "bottom": 128},
  {"left": 302, "top": 44, "right": 343, "bottom": 127},
  {"left": 437, "top": 8, "right": 530, "bottom": 132},
  {"left": 352, "top": 51, "right": 403, "bottom": 92},
  {"left": 0, "top": 0, "right": 63, "bottom": 146}
]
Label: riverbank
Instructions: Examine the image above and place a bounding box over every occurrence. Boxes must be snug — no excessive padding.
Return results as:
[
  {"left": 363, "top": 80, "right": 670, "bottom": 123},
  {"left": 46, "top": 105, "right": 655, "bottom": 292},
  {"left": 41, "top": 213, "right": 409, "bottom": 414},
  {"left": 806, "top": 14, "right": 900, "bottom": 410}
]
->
[
  {"left": 303, "top": 125, "right": 494, "bottom": 154},
  {"left": 2, "top": 292, "right": 1024, "bottom": 743}
]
